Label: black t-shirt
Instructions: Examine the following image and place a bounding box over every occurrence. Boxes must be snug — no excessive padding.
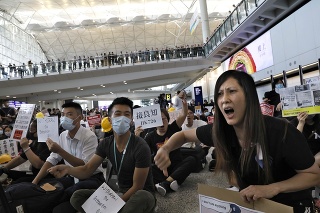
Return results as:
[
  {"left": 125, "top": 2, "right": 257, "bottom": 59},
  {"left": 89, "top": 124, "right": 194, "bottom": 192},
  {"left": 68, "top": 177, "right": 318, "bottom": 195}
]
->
[
  {"left": 196, "top": 123, "right": 213, "bottom": 146},
  {"left": 264, "top": 90, "right": 281, "bottom": 117},
  {"left": 0, "top": 107, "right": 16, "bottom": 117},
  {"left": 290, "top": 117, "right": 320, "bottom": 155},
  {"left": 145, "top": 121, "right": 182, "bottom": 164},
  {"left": 233, "top": 116, "right": 314, "bottom": 206},
  {"left": 19, "top": 140, "right": 51, "bottom": 175},
  {"left": 95, "top": 134, "right": 154, "bottom": 193}
]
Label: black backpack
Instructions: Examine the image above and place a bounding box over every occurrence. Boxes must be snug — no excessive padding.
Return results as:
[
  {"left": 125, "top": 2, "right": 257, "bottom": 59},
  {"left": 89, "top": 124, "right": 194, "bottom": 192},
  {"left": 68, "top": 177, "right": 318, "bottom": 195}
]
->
[{"left": 0, "top": 179, "right": 64, "bottom": 213}]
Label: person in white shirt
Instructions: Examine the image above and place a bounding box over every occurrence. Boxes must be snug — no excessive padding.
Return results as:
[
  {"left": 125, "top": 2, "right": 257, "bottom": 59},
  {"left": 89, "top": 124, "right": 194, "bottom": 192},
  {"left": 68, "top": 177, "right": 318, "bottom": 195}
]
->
[
  {"left": 181, "top": 106, "right": 207, "bottom": 148},
  {"left": 32, "top": 102, "right": 104, "bottom": 213},
  {"left": 172, "top": 90, "right": 185, "bottom": 110}
]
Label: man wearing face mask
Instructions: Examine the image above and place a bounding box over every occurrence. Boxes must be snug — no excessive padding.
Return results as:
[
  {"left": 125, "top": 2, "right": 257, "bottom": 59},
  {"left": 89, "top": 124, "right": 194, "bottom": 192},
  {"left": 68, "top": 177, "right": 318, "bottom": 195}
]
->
[
  {"left": 0, "top": 119, "right": 53, "bottom": 183},
  {"left": 48, "top": 97, "right": 156, "bottom": 213},
  {"left": 32, "top": 102, "right": 104, "bottom": 213}
]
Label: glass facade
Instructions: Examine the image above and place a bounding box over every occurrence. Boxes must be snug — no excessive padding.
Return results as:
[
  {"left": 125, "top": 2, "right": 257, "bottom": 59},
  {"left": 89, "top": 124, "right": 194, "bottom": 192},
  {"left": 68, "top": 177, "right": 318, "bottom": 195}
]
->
[{"left": 0, "top": 13, "right": 46, "bottom": 67}]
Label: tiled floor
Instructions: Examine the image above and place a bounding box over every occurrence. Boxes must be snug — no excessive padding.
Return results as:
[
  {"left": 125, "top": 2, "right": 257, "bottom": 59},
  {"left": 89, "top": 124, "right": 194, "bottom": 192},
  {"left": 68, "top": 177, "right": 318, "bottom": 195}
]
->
[{"left": 155, "top": 165, "right": 229, "bottom": 213}]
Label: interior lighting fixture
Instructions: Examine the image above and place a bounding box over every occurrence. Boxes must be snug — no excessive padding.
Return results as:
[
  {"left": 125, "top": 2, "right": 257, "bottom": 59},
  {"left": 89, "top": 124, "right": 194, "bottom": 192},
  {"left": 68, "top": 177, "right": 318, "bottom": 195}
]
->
[
  {"left": 13, "top": 97, "right": 16, "bottom": 98},
  {"left": 6, "top": 96, "right": 10, "bottom": 97},
  {"left": 80, "top": 88, "right": 84, "bottom": 90},
  {"left": 54, "top": 89, "right": 57, "bottom": 92}
]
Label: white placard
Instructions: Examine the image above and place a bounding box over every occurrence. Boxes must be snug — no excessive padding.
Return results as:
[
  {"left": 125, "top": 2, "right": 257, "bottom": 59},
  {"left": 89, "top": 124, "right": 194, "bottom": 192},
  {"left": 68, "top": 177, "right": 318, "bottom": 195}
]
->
[
  {"left": 82, "top": 183, "right": 125, "bottom": 213},
  {"left": 199, "top": 194, "right": 263, "bottom": 213},
  {"left": 133, "top": 104, "right": 163, "bottom": 129},
  {"left": 37, "top": 116, "right": 59, "bottom": 143},
  {"left": 11, "top": 104, "right": 35, "bottom": 141},
  {"left": 0, "top": 139, "right": 19, "bottom": 158}
]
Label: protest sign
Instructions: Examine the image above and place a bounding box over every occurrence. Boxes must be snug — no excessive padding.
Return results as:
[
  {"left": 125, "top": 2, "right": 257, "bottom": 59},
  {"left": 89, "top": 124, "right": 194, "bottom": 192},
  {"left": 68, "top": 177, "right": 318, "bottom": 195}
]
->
[
  {"left": 11, "top": 104, "right": 35, "bottom": 141},
  {"left": 82, "top": 183, "right": 125, "bottom": 213},
  {"left": 37, "top": 117, "right": 59, "bottom": 142},
  {"left": 198, "top": 184, "right": 292, "bottom": 213},
  {"left": 279, "top": 82, "right": 320, "bottom": 117},
  {"left": 260, "top": 103, "right": 274, "bottom": 116},
  {"left": 133, "top": 104, "right": 162, "bottom": 129},
  {"left": 87, "top": 115, "right": 101, "bottom": 127},
  {"left": 0, "top": 139, "right": 19, "bottom": 158}
]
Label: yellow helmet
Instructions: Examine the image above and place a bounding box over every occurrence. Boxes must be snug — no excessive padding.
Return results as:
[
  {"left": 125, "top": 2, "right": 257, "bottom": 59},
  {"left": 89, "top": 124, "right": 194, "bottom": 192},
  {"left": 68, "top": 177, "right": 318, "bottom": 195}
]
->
[
  {"left": 101, "top": 117, "right": 112, "bottom": 132},
  {"left": 0, "top": 154, "right": 11, "bottom": 164},
  {"left": 168, "top": 107, "right": 175, "bottom": 112},
  {"left": 35, "top": 112, "right": 45, "bottom": 118}
]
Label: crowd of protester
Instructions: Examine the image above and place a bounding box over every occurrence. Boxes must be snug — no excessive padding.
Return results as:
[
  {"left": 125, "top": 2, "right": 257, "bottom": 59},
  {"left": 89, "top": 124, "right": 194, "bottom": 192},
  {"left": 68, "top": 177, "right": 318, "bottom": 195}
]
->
[
  {"left": 0, "top": 44, "right": 205, "bottom": 79},
  {"left": 1, "top": 69, "right": 320, "bottom": 213}
]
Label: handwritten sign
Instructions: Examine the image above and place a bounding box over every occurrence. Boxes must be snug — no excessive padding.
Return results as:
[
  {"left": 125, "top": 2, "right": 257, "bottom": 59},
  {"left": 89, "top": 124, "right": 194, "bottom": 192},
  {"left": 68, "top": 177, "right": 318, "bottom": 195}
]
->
[
  {"left": 87, "top": 115, "right": 101, "bottom": 127},
  {"left": 207, "top": 116, "right": 214, "bottom": 124},
  {"left": 82, "top": 183, "right": 125, "bottom": 213},
  {"left": 11, "top": 104, "right": 35, "bottom": 141},
  {"left": 195, "top": 106, "right": 202, "bottom": 115},
  {"left": 0, "top": 139, "right": 19, "bottom": 158},
  {"left": 133, "top": 104, "right": 163, "bottom": 129},
  {"left": 37, "top": 117, "right": 59, "bottom": 142}
]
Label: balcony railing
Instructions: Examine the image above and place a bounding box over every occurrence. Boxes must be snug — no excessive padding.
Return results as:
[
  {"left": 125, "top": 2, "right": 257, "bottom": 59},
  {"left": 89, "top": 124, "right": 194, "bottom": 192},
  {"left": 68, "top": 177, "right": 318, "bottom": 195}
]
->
[{"left": 203, "top": 0, "right": 266, "bottom": 57}]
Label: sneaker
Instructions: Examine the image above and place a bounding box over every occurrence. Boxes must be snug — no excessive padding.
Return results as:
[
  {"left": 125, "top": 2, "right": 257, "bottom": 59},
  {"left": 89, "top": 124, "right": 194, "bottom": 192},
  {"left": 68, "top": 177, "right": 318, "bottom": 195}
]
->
[
  {"left": 155, "top": 181, "right": 171, "bottom": 196},
  {"left": 170, "top": 180, "right": 179, "bottom": 191},
  {"left": 209, "top": 159, "right": 216, "bottom": 172}
]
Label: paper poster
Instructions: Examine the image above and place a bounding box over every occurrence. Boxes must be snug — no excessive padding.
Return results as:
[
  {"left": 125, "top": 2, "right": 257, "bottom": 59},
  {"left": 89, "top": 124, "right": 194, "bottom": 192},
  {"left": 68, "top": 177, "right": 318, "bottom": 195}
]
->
[
  {"left": 11, "top": 104, "right": 35, "bottom": 141},
  {"left": 133, "top": 104, "right": 163, "bottom": 129},
  {"left": 279, "top": 83, "right": 320, "bottom": 117},
  {"left": 37, "top": 117, "right": 59, "bottom": 143},
  {"left": 87, "top": 114, "right": 101, "bottom": 127},
  {"left": 80, "top": 120, "right": 90, "bottom": 128},
  {"left": 260, "top": 103, "right": 274, "bottom": 116},
  {"left": 195, "top": 106, "right": 202, "bottom": 115},
  {"left": 0, "top": 139, "right": 19, "bottom": 158},
  {"left": 198, "top": 184, "right": 293, "bottom": 213},
  {"left": 82, "top": 183, "right": 125, "bottom": 213}
]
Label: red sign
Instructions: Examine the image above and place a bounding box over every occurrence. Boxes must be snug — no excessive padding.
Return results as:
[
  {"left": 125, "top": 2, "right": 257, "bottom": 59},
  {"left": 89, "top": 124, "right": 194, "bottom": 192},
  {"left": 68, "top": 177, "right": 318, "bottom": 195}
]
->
[
  {"left": 207, "top": 116, "right": 214, "bottom": 124},
  {"left": 260, "top": 103, "right": 274, "bottom": 117},
  {"left": 13, "top": 129, "right": 23, "bottom": 140},
  {"left": 87, "top": 115, "right": 101, "bottom": 127}
]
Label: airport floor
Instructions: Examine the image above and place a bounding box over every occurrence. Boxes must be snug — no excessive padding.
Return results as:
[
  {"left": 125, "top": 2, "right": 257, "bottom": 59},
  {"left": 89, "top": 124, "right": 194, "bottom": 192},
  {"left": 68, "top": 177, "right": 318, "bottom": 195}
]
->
[{"left": 155, "top": 164, "right": 229, "bottom": 213}]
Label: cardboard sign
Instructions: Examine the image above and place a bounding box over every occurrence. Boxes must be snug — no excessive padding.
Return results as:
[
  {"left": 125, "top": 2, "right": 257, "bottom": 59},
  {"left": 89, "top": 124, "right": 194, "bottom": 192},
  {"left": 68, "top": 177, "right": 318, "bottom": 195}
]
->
[
  {"left": 0, "top": 139, "right": 19, "bottom": 158},
  {"left": 82, "top": 183, "right": 125, "bottom": 213},
  {"left": 11, "top": 104, "right": 35, "bottom": 141},
  {"left": 260, "top": 103, "right": 274, "bottom": 117},
  {"left": 198, "top": 184, "right": 293, "bottom": 213},
  {"left": 37, "top": 117, "right": 59, "bottom": 143},
  {"left": 133, "top": 104, "right": 163, "bottom": 129},
  {"left": 87, "top": 115, "right": 101, "bottom": 127}
]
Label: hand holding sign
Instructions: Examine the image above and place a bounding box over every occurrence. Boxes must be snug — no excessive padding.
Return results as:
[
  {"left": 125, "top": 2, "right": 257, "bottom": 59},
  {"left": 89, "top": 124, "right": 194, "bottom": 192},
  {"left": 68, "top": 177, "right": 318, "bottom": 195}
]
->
[{"left": 37, "top": 117, "right": 59, "bottom": 143}]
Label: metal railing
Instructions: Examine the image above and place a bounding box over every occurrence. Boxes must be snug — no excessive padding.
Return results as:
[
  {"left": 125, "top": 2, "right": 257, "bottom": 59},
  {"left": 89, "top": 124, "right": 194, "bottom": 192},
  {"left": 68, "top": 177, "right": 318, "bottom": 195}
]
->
[
  {"left": 0, "top": 48, "right": 205, "bottom": 80},
  {"left": 203, "top": 0, "right": 266, "bottom": 57}
]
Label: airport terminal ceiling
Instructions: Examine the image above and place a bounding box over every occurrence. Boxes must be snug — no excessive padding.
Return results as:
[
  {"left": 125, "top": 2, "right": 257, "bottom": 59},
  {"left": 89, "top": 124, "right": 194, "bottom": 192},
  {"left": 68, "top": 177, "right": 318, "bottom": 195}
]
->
[
  {"left": 0, "top": 0, "right": 241, "bottom": 102},
  {"left": 1, "top": 0, "right": 241, "bottom": 60}
]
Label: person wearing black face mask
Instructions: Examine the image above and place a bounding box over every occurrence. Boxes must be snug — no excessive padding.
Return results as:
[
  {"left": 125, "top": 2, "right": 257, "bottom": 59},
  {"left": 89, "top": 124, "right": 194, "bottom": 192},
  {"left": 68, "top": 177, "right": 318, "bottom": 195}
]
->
[{"left": 0, "top": 119, "right": 53, "bottom": 183}]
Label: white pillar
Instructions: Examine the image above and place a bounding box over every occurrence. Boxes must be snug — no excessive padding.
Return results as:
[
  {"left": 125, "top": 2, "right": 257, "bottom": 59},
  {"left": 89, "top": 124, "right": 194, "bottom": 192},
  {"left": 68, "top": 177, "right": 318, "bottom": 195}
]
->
[{"left": 199, "top": 0, "right": 210, "bottom": 43}]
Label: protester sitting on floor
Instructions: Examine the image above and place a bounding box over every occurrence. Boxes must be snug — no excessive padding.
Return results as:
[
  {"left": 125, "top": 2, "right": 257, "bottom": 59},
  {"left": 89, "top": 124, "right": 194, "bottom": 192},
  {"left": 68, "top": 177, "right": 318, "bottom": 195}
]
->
[
  {"left": 290, "top": 112, "right": 320, "bottom": 167},
  {"left": 32, "top": 102, "right": 104, "bottom": 213},
  {"left": 48, "top": 97, "right": 156, "bottom": 213},
  {"left": 145, "top": 91, "right": 196, "bottom": 196},
  {"left": 0, "top": 119, "right": 53, "bottom": 183}
]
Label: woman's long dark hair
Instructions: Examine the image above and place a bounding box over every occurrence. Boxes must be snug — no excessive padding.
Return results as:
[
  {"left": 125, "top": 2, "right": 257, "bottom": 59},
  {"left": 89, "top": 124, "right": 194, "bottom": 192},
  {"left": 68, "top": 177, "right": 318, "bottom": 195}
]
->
[{"left": 213, "top": 70, "right": 273, "bottom": 185}]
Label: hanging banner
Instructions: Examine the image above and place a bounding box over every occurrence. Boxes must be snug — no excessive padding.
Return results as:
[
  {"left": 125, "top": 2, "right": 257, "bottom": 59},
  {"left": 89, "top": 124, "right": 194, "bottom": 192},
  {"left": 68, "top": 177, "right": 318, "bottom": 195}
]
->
[
  {"left": 194, "top": 86, "right": 203, "bottom": 107},
  {"left": 190, "top": 8, "right": 200, "bottom": 35}
]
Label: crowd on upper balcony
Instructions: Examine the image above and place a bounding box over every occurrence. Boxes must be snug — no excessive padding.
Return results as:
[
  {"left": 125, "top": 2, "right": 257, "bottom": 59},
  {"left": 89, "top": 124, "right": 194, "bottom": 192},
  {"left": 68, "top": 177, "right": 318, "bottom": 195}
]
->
[{"left": 0, "top": 44, "right": 205, "bottom": 79}]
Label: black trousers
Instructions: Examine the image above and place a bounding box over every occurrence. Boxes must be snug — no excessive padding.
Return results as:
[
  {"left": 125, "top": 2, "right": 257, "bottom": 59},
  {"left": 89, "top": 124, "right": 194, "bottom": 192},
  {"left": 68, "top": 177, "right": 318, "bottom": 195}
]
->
[{"left": 152, "top": 156, "right": 196, "bottom": 185}]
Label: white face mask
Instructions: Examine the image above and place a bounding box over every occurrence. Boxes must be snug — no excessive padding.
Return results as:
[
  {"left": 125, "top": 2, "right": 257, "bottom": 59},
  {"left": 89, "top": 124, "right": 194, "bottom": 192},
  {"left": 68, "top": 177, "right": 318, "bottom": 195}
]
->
[
  {"left": 112, "top": 116, "right": 131, "bottom": 135},
  {"left": 0, "top": 130, "right": 3, "bottom": 135},
  {"left": 60, "top": 115, "right": 79, "bottom": 131}
]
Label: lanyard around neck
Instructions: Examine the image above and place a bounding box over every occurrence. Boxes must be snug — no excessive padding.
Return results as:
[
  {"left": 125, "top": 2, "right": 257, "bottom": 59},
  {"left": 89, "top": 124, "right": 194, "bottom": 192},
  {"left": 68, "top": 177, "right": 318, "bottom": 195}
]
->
[{"left": 113, "top": 133, "right": 131, "bottom": 177}]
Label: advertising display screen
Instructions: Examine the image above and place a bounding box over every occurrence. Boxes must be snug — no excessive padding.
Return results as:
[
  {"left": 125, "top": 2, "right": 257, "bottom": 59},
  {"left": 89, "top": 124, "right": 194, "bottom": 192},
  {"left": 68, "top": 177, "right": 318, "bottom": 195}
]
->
[{"left": 224, "top": 31, "right": 274, "bottom": 74}]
